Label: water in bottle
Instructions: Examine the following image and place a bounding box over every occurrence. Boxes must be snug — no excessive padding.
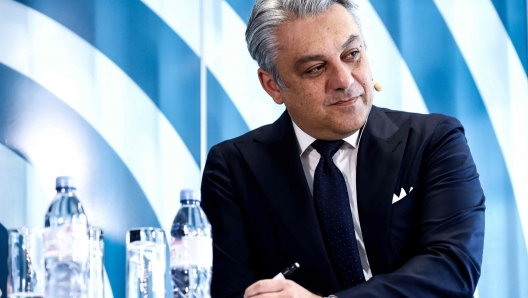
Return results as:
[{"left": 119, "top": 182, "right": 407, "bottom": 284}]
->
[
  {"left": 44, "top": 176, "right": 89, "bottom": 298},
  {"left": 170, "top": 190, "right": 212, "bottom": 298}
]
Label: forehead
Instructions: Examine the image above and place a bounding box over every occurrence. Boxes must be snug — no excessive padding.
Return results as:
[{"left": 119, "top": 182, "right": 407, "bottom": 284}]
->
[{"left": 274, "top": 4, "right": 361, "bottom": 58}]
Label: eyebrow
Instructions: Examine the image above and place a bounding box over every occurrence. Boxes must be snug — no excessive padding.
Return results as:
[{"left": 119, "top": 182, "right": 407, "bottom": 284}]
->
[
  {"left": 341, "top": 34, "right": 360, "bottom": 50},
  {"left": 293, "top": 34, "right": 361, "bottom": 70}
]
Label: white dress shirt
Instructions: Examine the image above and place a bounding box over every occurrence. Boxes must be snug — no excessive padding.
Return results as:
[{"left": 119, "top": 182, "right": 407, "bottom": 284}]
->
[{"left": 292, "top": 120, "right": 373, "bottom": 281}]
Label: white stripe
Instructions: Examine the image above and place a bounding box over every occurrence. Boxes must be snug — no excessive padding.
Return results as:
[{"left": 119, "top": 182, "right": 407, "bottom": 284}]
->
[
  {"left": 435, "top": 0, "right": 528, "bottom": 249},
  {"left": 0, "top": 0, "right": 201, "bottom": 239},
  {"left": 356, "top": 0, "right": 428, "bottom": 114},
  {"left": 142, "top": 0, "right": 285, "bottom": 130}
]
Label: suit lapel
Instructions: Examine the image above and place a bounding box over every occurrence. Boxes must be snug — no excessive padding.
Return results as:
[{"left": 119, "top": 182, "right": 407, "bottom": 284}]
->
[
  {"left": 356, "top": 107, "right": 410, "bottom": 274},
  {"left": 235, "top": 112, "right": 341, "bottom": 290}
]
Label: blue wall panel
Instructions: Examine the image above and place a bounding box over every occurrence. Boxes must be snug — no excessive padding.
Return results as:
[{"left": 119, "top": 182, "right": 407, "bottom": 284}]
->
[
  {"left": 0, "top": 63, "right": 161, "bottom": 298},
  {"left": 0, "top": 0, "right": 526, "bottom": 297},
  {"left": 207, "top": 70, "right": 250, "bottom": 151},
  {"left": 225, "top": 0, "right": 254, "bottom": 22},
  {"left": 491, "top": 0, "right": 528, "bottom": 74},
  {"left": 16, "top": 0, "right": 202, "bottom": 165}
]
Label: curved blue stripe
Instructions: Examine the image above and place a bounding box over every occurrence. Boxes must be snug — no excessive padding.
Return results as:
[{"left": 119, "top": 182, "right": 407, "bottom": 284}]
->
[
  {"left": 225, "top": 0, "right": 255, "bottom": 23},
  {"left": 15, "top": 0, "right": 204, "bottom": 164},
  {"left": 0, "top": 63, "right": 161, "bottom": 298},
  {"left": 207, "top": 70, "right": 250, "bottom": 151},
  {"left": 491, "top": 0, "right": 528, "bottom": 75},
  {"left": 369, "top": 1, "right": 528, "bottom": 297}
]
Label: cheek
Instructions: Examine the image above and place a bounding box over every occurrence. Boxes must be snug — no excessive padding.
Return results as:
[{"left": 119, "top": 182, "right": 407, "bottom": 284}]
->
[
  {"left": 355, "top": 55, "right": 373, "bottom": 85},
  {"left": 282, "top": 76, "right": 328, "bottom": 111},
  {"left": 289, "top": 86, "right": 318, "bottom": 107}
]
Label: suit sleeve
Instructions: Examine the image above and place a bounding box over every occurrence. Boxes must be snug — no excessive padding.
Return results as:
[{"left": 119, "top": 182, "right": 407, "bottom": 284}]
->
[
  {"left": 201, "top": 144, "right": 257, "bottom": 298},
  {"left": 337, "top": 116, "right": 485, "bottom": 297}
]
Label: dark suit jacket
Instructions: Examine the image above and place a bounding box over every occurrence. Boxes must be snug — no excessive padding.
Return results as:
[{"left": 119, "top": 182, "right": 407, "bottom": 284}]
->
[
  {"left": 201, "top": 106, "right": 485, "bottom": 298},
  {"left": 0, "top": 223, "right": 7, "bottom": 297}
]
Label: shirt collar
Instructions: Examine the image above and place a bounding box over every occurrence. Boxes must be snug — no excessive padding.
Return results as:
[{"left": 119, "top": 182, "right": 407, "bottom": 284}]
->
[{"left": 292, "top": 120, "right": 360, "bottom": 156}]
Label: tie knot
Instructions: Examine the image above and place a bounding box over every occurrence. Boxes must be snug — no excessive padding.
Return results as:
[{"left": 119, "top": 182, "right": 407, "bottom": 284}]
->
[{"left": 311, "top": 139, "right": 344, "bottom": 157}]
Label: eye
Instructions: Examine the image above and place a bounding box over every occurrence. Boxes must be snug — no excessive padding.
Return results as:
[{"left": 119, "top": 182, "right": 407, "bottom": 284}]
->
[
  {"left": 344, "top": 49, "right": 360, "bottom": 62},
  {"left": 305, "top": 64, "right": 325, "bottom": 75}
]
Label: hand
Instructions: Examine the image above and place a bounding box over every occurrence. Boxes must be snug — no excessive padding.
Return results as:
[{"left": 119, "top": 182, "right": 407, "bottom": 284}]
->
[{"left": 244, "top": 279, "right": 322, "bottom": 298}]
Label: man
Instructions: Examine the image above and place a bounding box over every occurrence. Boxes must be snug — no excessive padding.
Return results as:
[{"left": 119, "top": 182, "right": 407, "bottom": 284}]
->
[{"left": 201, "top": 0, "right": 484, "bottom": 297}]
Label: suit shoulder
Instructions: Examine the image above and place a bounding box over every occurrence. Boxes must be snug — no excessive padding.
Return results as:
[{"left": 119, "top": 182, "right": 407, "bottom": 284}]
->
[{"left": 378, "top": 107, "right": 462, "bottom": 132}]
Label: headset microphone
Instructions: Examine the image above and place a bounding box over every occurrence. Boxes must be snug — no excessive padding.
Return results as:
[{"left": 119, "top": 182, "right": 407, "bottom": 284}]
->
[{"left": 374, "top": 82, "right": 383, "bottom": 92}]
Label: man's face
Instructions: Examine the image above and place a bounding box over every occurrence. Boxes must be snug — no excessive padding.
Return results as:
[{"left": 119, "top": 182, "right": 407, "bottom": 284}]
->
[{"left": 264, "top": 3, "right": 374, "bottom": 140}]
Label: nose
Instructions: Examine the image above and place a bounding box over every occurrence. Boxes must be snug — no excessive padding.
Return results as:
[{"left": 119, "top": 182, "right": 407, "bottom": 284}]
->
[{"left": 328, "top": 62, "right": 354, "bottom": 91}]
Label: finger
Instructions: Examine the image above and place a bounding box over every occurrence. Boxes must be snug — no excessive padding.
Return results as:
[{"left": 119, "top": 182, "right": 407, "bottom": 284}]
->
[
  {"left": 245, "top": 293, "right": 286, "bottom": 298},
  {"left": 244, "top": 279, "right": 288, "bottom": 298}
]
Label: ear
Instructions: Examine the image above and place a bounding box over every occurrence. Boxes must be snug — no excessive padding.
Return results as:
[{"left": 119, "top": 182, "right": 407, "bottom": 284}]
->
[{"left": 258, "top": 68, "right": 284, "bottom": 105}]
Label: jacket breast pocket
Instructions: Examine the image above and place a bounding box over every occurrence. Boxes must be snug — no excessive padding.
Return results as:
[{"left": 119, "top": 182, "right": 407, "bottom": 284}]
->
[{"left": 390, "top": 190, "right": 417, "bottom": 221}]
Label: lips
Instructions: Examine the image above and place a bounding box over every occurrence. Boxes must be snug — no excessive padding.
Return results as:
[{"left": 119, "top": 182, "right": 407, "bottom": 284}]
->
[{"left": 331, "top": 96, "right": 360, "bottom": 106}]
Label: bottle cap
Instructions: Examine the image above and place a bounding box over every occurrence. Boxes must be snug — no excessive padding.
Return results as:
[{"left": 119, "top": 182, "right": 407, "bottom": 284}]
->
[
  {"left": 180, "top": 189, "right": 200, "bottom": 202},
  {"left": 55, "top": 176, "right": 76, "bottom": 190}
]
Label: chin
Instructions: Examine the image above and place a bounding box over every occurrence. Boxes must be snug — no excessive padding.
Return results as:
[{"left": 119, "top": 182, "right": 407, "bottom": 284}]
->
[{"left": 331, "top": 124, "right": 363, "bottom": 138}]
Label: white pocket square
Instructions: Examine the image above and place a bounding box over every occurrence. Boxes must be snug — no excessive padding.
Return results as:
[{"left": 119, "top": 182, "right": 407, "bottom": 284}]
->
[{"left": 392, "top": 187, "right": 413, "bottom": 204}]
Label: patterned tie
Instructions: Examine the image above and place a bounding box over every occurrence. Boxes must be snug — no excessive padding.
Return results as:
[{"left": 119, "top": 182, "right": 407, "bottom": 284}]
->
[{"left": 311, "top": 139, "right": 365, "bottom": 289}]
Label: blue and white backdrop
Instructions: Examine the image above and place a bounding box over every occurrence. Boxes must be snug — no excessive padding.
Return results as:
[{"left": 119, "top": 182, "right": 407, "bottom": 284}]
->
[{"left": 0, "top": 0, "right": 526, "bottom": 297}]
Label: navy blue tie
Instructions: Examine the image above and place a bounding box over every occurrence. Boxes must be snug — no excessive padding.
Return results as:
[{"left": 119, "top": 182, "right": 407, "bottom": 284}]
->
[{"left": 311, "top": 139, "right": 365, "bottom": 289}]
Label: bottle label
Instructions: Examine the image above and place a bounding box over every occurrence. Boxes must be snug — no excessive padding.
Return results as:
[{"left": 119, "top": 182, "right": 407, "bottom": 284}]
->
[
  {"left": 44, "top": 225, "right": 89, "bottom": 261},
  {"left": 170, "top": 236, "right": 212, "bottom": 268}
]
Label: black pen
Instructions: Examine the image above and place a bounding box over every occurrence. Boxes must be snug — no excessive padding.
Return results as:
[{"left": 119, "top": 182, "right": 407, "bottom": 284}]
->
[{"left": 272, "top": 262, "right": 300, "bottom": 279}]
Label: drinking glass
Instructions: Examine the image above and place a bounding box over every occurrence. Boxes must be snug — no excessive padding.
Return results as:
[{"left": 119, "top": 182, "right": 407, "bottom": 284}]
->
[
  {"left": 126, "top": 228, "right": 166, "bottom": 298},
  {"left": 88, "top": 227, "right": 104, "bottom": 298},
  {"left": 7, "top": 227, "right": 45, "bottom": 298}
]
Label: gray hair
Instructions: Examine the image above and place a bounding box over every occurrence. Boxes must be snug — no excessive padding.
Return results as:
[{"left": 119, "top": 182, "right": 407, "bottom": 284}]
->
[{"left": 245, "top": 0, "right": 361, "bottom": 89}]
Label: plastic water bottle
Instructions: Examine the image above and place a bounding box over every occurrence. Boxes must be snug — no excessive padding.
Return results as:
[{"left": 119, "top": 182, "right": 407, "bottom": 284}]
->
[
  {"left": 44, "top": 176, "right": 89, "bottom": 298},
  {"left": 170, "top": 190, "right": 212, "bottom": 298}
]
